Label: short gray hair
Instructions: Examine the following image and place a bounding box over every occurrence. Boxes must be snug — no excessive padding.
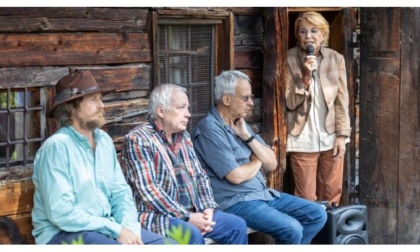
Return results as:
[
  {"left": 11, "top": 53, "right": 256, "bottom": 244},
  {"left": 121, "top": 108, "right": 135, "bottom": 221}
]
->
[
  {"left": 148, "top": 84, "right": 187, "bottom": 120},
  {"left": 214, "top": 70, "right": 250, "bottom": 104}
]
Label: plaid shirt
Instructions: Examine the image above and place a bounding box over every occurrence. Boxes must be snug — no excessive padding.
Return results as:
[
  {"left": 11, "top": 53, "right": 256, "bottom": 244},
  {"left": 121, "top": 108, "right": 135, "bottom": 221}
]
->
[
  {"left": 121, "top": 121, "right": 218, "bottom": 236},
  {"left": 169, "top": 149, "right": 198, "bottom": 212}
]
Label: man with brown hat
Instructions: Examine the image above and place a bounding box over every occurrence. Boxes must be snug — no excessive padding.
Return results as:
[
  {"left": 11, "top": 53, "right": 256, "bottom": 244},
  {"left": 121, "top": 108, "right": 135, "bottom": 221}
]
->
[{"left": 31, "top": 70, "right": 175, "bottom": 245}]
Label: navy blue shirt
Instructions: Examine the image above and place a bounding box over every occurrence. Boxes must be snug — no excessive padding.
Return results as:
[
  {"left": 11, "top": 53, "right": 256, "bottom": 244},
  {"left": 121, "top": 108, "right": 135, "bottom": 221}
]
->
[{"left": 192, "top": 107, "right": 280, "bottom": 210}]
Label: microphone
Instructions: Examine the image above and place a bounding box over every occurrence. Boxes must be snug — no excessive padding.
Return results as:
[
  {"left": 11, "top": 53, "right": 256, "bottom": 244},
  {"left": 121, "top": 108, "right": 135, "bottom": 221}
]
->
[{"left": 306, "top": 44, "right": 317, "bottom": 80}]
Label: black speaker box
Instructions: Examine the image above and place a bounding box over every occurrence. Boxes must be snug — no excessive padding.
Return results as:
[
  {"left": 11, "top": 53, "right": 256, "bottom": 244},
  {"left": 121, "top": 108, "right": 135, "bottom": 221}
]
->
[{"left": 313, "top": 205, "right": 368, "bottom": 244}]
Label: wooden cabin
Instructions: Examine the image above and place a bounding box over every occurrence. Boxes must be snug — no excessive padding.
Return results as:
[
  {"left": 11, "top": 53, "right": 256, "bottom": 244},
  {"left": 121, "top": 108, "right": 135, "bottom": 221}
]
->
[{"left": 0, "top": 7, "right": 419, "bottom": 244}]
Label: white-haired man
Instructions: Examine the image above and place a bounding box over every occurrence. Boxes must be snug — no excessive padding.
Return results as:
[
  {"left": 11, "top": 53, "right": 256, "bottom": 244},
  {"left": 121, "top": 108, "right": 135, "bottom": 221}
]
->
[{"left": 121, "top": 84, "right": 248, "bottom": 244}]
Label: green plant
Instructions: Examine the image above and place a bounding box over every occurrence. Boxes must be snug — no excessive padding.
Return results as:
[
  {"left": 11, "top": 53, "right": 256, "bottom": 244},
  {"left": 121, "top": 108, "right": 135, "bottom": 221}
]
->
[
  {"left": 61, "top": 235, "right": 85, "bottom": 245},
  {"left": 166, "top": 224, "right": 191, "bottom": 244}
]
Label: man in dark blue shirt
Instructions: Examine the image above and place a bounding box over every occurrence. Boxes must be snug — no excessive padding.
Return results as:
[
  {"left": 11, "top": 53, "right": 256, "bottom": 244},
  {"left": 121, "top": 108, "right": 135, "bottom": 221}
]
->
[{"left": 193, "top": 70, "right": 327, "bottom": 244}]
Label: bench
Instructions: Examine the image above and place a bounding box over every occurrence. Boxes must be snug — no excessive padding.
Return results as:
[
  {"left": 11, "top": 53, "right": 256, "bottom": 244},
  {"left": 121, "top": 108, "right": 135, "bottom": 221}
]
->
[
  {"left": 0, "top": 179, "right": 34, "bottom": 244},
  {"left": 204, "top": 227, "right": 258, "bottom": 244},
  {"left": 1, "top": 179, "right": 262, "bottom": 244}
]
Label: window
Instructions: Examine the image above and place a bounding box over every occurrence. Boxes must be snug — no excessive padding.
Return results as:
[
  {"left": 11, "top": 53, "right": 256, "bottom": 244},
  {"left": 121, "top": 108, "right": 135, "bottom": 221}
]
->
[
  {"left": 153, "top": 12, "right": 233, "bottom": 133},
  {"left": 0, "top": 88, "right": 45, "bottom": 169},
  {"left": 156, "top": 23, "right": 215, "bottom": 133}
]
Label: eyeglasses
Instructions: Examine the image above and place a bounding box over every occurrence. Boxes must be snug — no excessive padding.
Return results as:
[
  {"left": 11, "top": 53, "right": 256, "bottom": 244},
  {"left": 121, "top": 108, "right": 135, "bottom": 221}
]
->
[
  {"left": 232, "top": 94, "right": 254, "bottom": 103},
  {"left": 298, "top": 28, "right": 320, "bottom": 37}
]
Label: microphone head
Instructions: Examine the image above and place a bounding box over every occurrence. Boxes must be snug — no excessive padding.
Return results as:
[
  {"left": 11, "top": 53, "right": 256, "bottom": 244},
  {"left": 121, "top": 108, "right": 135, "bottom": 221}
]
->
[{"left": 306, "top": 44, "right": 315, "bottom": 55}]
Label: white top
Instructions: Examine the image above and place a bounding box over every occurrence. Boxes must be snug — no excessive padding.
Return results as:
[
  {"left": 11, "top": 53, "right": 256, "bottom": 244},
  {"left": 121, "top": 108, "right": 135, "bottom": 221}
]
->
[{"left": 286, "top": 74, "right": 336, "bottom": 153}]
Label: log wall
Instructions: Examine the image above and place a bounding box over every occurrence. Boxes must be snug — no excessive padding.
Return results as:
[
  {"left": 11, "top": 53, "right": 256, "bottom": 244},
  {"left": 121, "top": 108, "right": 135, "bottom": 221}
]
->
[
  {"left": 0, "top": 7, "right": 268, "bottom": 244},
  {"left": 0, "top": 7, "right": 154, "bottom": 244},
  {"left": 359, "top": 7, "right": 420, "bottom": 244}
]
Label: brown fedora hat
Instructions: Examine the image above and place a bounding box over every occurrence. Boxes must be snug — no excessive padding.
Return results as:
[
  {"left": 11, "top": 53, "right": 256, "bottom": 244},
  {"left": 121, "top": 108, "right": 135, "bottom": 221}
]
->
[{"left": 49, "top": 70, "right": 115, "bottom": 117}]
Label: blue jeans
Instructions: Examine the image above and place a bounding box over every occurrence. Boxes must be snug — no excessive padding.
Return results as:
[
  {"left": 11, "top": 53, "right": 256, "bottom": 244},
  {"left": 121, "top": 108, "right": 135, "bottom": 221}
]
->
[
  {"left": 168, "top": 209, "right": 248, "bottom": 244},
  {"left": 47, "top": 228, "right": 176, "bottom": 244},
  {"left": 224, "top": 192, "right": 327, "bottom": 244}
]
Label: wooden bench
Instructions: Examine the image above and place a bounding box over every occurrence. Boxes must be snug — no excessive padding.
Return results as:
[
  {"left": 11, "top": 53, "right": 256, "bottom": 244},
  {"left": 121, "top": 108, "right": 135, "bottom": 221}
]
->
[
  {"left": 0, "top": 179, "right": 35, "bottom": 244},
  {"left": 0, "top": 179, "right": 263, "bottom": 244},
  {"left": 204, "top": 227, "right": 258, "bottom": 244}
]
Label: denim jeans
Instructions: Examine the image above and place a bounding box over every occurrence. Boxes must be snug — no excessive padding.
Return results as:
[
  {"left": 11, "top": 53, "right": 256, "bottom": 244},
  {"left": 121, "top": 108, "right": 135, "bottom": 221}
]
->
[
  {"left": 47, "top": 228, "right": 176, "bottom": 244},
  {"left": 168, "top": 209, "right": 248, "bottom": 244},
  {"left": 224, "top": 192, "right": 327, "bottom": 244},
  {"left": 48, "top": 230, "right": 120, "bottom": 244}
]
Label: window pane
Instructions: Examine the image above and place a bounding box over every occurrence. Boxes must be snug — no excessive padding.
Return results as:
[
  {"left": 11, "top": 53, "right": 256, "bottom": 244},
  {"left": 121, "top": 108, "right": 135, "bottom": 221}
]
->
[
  {"left": 11, "top": 111, "right": 24, "bottom": 142},
  {"left": 0, "top": 88, "right": 43, "bottom": 168},
  {"left": 27, "top": 142, "right": 41, "bottom": 162},
  {"left": 158, "top": 24, "right": 214, "bottom": 132},
  {"left": 26, "top": 111, "right": 41, "bottom": 139}
]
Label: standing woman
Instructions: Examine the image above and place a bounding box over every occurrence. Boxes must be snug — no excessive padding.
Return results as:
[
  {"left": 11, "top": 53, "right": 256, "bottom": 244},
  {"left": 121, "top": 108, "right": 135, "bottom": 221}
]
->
[{"left": 285, "top": 12, "right": 351, "bottom": 206}]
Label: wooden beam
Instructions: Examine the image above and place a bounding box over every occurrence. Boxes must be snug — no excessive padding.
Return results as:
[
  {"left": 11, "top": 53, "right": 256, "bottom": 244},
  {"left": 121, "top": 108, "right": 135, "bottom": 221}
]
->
[
  {"left": 240, "top": 69, "right": 262, "bottom": 97},
  {"left": 0, "top": 65, "right": 150, "bottom": 91},
  {"left": 73, "top": 64, "right": 152, "bottom": 91},
  {"left": 0, "top": 33, "right": 150, "bottom": 67},
  {"left": 359, "top": 7, "right": 401, "bottom": 244},
  {"left": 152, "top": 11, "right": 159, "bottom": 88},
  {"left": 287, "top": 7, "right": 343, "bottom": 13},
  {"left": 261, "top": 7, "right": 288, "bottom": 191},
  {"left": 398, "top": 7, "right": 420, "bottom": 244},
  {"left": 155, "top": 7, "right": 264, "bottom": 17},
  {"left": 229, "top": 7, "right": 265, "bottom": 16},
  {"left": 156, "top": 8, "right": 230, "bottom": 18},
  {"left": 0, "top": 67, "right": 68, "bottom": 88},
  {"left": 234, "top": 15, "right": 264, "bottom": 47},
  {"left": 103, "top": 99, "right": 149, "bottom": 124},
  {"left": 234, "top": 47, "right": 263, "bottom": 70},
  {"left": 341, "top": 8, "right": 359, "bottom": 206},
  {"left": 215, "top": 12, "right": 234, "bottom": 74},
  {"left": 0, "top": 7, "right": 148, "bottom": 32}
]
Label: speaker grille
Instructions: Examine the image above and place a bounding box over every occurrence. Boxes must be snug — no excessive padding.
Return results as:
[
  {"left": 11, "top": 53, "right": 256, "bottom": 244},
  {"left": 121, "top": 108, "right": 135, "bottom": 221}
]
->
[
  {"left": 313, "top": 205, "right": 368, "bottom": 244},
  {"left": 338, "top": 234, "right": 368, "bottom": 244},
  {"left": 336, "top": 208, "right": 366, "bottom": 234}
]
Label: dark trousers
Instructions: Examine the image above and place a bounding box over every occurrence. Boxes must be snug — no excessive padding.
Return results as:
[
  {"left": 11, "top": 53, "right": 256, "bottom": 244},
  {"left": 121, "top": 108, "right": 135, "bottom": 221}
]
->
[{"left": 47, "top": 228, "right": 176, "bottom": 244}]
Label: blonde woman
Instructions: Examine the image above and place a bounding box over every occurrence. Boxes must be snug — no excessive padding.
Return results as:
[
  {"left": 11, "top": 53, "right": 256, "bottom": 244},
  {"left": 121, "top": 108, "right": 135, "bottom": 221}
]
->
[{"left": 285, "top": 12, "right": 351, "bottom": 206}]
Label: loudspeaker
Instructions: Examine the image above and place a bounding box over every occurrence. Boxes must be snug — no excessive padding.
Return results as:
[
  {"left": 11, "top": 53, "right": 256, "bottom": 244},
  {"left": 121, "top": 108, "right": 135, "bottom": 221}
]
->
[{"left": 313, "top": 205, "right": 368, "bottom": 244}]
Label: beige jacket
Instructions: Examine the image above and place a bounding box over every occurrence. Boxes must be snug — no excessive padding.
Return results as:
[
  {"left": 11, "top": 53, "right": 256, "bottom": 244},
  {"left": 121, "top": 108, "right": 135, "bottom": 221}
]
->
[{"left": 285, "top": 46, "right": 351, "bottom": 137}]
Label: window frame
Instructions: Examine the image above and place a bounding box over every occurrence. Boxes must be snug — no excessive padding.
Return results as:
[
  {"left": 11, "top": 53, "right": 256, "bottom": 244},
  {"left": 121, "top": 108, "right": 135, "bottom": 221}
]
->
[
  {"left": 151, "top": 10, "right": 234, "bottom": 132},
  {"left": 152, "top": 11, "right": 234, "bottom": 89},
  {"left": 0, "top": 87, "right": 46, "bottom": 169}
]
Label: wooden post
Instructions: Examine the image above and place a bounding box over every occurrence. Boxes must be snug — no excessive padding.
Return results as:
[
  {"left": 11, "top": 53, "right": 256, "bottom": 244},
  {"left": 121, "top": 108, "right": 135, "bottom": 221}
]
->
[{"left": 262, "top": 7, "right": 288, "bottom": 191}]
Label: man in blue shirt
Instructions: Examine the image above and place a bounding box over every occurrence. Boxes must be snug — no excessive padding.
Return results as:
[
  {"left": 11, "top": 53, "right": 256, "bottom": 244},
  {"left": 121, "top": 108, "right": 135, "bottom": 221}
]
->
[
  {"left": 192, "top": 70, "right": 327, "bottom": 244},
  {"left": 32, "top": 70, "right": 174, "bottom": 245}
]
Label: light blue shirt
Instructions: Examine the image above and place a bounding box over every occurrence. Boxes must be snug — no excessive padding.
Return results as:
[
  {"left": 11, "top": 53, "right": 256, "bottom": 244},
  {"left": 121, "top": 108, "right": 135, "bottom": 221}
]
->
[
  {"left": 31, "top": 126, "right": 140, "bottom": 244},
  {"left": 193, "top": 107, "right": 280, "bottom": 210}
]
